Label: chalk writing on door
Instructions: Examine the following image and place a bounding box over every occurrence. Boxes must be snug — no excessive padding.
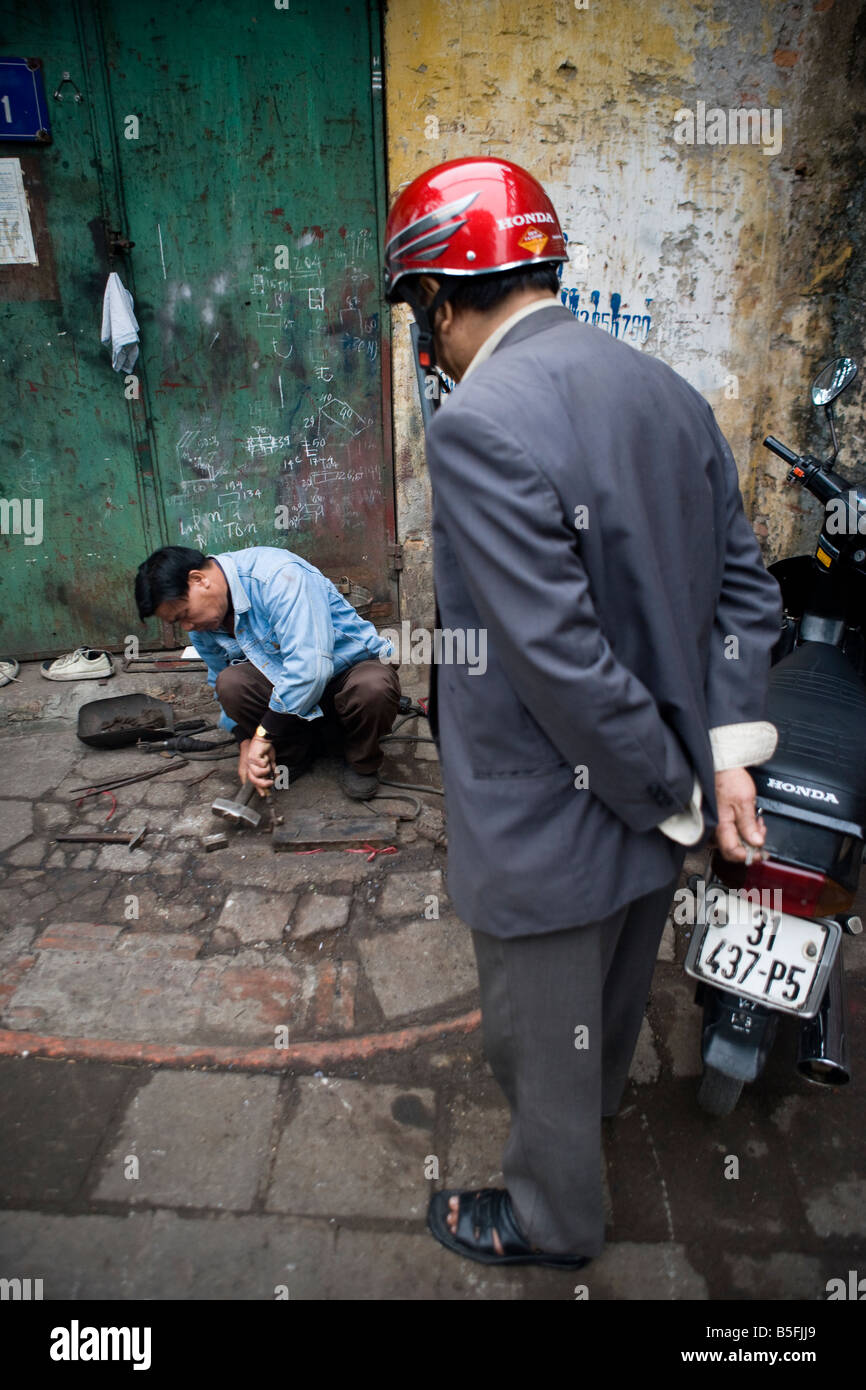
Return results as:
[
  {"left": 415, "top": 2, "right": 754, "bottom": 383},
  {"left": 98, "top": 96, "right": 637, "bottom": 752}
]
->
[{"left": 166, "top": 228, "right": 383, "bottom": 551}]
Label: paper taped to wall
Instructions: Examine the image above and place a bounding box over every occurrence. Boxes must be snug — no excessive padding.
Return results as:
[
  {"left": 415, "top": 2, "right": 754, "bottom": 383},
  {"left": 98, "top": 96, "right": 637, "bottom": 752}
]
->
[{"left": 0, "top": 158, "right": 38, "bottom": 265}]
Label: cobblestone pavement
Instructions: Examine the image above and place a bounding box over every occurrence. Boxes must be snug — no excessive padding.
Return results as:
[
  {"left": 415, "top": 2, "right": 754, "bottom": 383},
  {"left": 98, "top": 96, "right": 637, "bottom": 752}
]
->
[{"left": 0, "top": 662, "right": 864, "bottom": 1300}]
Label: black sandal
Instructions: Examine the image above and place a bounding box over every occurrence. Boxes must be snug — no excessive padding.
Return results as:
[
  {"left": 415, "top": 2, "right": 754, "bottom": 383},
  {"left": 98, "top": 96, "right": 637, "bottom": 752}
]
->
[{"left": 427, "top": 1188, "right": 589, "bottom": 1269}]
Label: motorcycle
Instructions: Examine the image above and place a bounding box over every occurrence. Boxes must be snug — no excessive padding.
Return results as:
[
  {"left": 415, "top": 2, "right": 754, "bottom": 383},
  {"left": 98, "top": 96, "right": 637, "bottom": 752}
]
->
[{"left": 684, "top": 356, "right": 866, "bottom": 1115}]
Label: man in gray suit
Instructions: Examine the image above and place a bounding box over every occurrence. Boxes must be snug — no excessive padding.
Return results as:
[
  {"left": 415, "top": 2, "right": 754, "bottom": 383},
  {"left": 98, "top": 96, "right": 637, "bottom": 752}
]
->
[{"left": 383, "top": 158, "right": 782, "bottom": 1268}]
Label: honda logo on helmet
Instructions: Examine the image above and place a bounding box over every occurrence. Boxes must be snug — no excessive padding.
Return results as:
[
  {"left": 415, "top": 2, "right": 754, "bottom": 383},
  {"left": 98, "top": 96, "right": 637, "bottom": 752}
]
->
[{"left": 496, "top": 212, "right": 557, "bottom": 230}]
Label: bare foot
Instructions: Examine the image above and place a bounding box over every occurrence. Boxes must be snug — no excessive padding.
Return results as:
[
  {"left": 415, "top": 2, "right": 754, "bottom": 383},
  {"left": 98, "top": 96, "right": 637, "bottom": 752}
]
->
[{"left": 446, "top": 1194, "right": 505, "bottom": 1255}]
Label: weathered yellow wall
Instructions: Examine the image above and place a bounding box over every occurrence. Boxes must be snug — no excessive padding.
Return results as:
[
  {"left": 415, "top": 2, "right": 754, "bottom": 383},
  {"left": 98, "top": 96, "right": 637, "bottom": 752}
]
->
[{"left": 383, "top": 0, "right": 865, "bottom": 628}]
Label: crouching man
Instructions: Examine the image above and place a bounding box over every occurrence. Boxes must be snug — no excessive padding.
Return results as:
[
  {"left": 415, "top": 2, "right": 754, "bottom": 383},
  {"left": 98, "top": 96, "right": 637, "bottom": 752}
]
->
[{"left": 134, "top": 545, "right": 401, "bottom": 798}]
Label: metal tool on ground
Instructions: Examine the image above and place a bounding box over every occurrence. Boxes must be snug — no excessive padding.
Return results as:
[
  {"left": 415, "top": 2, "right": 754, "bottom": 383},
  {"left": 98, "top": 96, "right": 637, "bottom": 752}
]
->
[
  {"left": 211, "top": 781, "right": 265, "bottom": 829},
  {"left": 121, "top": 654, "right": 207, "bottom": 673},
  {"left": 138, "top": 731, "right": 232, "bottom": 755},
  {"left": 272, "top": 814, "right": 398, "bottom": 852},
  {"left": 55, "top": 826, "right": 147, "bottom": 849},
  {"left": 77, "top": 694, "right": 209, "bottom": 749},
  {"left": 203, "top": 832, "right": 229, "bottom": 852},
  {"left": 68, "top": 759, "right": 189, "bottom": 798}
]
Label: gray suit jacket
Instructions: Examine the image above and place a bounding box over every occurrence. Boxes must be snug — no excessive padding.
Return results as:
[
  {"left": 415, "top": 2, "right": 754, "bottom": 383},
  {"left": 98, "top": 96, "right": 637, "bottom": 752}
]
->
[{"left": 425, "top": 303, "right": 782, "bottom": 937}]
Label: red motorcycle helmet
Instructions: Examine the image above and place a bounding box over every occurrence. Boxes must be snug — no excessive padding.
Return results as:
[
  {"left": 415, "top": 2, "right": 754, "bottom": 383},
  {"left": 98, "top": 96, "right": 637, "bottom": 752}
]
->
[
  {"left": 384, "top": 156, "right": 568, "bottom": 303},
  {"left": 384, "top": 157, "right": 568, "bottom": 375}
]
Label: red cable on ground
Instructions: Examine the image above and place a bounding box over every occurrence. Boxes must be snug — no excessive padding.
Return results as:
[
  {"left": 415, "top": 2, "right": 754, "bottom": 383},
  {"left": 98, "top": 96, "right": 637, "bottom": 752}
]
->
[
  {"left": 345, "top": 843, "right": 398, "bottom": 862},
  {"left": 74, "top": 789, "right": 117, "bottom": 821},
  {"left": 292, "top": 844, "right": 399, "bottom": 861}
]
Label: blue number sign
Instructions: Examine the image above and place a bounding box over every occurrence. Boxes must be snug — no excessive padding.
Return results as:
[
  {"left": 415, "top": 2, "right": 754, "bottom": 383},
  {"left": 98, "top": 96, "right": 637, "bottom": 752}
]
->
[{"left": 0, "top": 57, "right": 51, "bottom": 141}]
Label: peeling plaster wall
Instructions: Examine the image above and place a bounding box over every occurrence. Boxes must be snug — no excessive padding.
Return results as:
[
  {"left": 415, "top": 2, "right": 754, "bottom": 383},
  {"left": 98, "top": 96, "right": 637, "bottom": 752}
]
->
[{"left": 383, "top": 0, "right": 866, "bottom": 630}]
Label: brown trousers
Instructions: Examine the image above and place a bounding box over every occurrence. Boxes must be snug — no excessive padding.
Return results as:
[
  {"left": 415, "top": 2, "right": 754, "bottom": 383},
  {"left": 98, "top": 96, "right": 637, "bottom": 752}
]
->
[{"left": 215, "top": 657, "right": 401, "bottom": 773}]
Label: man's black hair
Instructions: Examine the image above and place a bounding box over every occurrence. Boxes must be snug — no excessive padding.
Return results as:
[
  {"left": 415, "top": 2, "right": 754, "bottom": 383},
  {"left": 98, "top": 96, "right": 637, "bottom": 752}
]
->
[
  {"left": 410, "top": 262, "right": 561, "bottom": 316},
  {"left": 135, "top": 546, "right": 208, "bottom": 620}
]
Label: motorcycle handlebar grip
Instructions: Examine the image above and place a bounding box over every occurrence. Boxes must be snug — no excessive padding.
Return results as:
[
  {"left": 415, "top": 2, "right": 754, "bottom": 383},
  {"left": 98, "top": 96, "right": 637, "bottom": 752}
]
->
[{"left": 763, "top": 435, "right": 801, "bottom": 465}]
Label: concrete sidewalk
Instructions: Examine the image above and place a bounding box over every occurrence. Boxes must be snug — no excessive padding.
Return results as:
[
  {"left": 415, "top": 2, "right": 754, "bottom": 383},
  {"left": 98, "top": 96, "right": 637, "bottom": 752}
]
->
[{"left": 0, "top": 661, "right": 864, "bottom": 1300}]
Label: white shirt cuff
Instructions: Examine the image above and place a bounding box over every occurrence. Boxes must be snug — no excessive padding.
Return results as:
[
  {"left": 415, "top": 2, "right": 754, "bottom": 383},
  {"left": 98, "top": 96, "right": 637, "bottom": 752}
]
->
[{"left": 657, "top": 771, "right": 705, "bottom": 845}]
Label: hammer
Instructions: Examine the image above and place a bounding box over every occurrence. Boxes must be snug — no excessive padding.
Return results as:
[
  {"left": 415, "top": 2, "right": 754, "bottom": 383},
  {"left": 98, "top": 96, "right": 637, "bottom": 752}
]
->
[{"left": 211, "top": 781, "right": 264, "bottom": 829}]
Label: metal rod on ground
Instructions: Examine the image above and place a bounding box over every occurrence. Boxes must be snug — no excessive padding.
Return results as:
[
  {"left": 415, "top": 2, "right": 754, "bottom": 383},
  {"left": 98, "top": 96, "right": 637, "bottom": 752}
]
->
[
  {"left": 68, "top": 759, "right": 189, "bottom": 796},
  {"left": 55, "top": 826, "right": 147, "bottom": 849}
]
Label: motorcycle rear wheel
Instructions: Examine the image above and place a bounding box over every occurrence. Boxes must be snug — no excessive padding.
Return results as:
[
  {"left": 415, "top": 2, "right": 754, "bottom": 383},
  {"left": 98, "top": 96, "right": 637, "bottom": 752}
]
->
[{"left": 697, "top": 1065, "right": 744, "bottom": 1116}]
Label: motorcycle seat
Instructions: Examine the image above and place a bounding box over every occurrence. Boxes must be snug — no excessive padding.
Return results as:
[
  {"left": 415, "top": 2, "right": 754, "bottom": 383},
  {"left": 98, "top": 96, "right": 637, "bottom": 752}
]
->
[{"left": 754, "top": 640, "right": 866, "bottom": 826}]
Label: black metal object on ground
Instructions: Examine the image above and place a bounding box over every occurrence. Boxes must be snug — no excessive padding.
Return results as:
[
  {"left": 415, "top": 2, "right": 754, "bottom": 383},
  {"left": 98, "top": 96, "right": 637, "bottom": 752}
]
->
[{"left": 77, "top": 694, "right": 208, "bottom": 749}]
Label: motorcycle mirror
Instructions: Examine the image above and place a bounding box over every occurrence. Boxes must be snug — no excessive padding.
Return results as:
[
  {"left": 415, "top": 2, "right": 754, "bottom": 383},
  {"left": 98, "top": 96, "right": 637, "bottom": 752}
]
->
[{"left": 811, "top": 356, "right": 858, "bottom": 407}]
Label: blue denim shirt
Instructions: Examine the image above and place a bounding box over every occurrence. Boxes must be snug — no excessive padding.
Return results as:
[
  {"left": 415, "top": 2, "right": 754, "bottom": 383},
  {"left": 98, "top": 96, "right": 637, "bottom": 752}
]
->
[{"left": 188, "top": 547, "right": 393, "bottom": 732}]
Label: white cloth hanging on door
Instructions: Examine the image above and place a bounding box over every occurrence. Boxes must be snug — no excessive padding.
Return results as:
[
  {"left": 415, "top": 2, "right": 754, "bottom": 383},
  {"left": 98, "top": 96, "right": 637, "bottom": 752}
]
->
[{"left": 100, "top": 270, "right": 140, "bottom": 373}]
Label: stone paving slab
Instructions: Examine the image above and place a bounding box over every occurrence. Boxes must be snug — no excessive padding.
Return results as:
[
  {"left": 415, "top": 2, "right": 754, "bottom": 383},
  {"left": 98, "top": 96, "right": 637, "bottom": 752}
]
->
[
  {"left": 305, "top": 959, "right": 358, "bottom": 1035},
  {"left": 0, "top": 801, "right": 34, "bottom": 853},
  {"left": 0, "top": 735, "right": 81, "bottom": 797},
  {"left": 4, "top": 836, "right": 51, "bottom": 867},
  {"left": 765, "top": 1069, "right": 866, "bottom": 1240},
  {"left": 0, "top": 925, "right": 37, "bottom": 969},
  {"left": 292, "top": 892, "right": 351, "bottom": 938},
  {"left": 93, "top": 1070, "right": 281, "bottom": 1209},
  {"left": 0, "top": 1209, "right": 159, "bottom": 1301},
  {"left": 357, "top": 913, "right": 478, "bottom": 1020},
  {"left": 141, "top": 781, "right": 190, "bottom": 808},
  {"left": 218, "top": 889, "right": 298, "bottom": 943},
  {"left": 0, "top": 945, "right": 356, "bottom": 1044},
  {"left": 720, "top": 1250, "right": 826, "bottom": 1300},
  {"left": 139, "top": 1210, "right": 335, "bottom": 1299},
  {"left": 267, "top": 1077, "right": 436, "bottom": 1219},
  {"left": 327, "top": 1229, "right": 448, "bottom": 1299},
  {"left": 114, "top": 932, "right": 201, "bottom": 960},
  {"left": 0, "top": 1207, "right": 562, "bottom": 1299},
  {"left": 0, "top": 1206, "right": 717, "bottom": 1300},
  {"left": 194, "top": 847, "right": 393, "bottom": 891},
  {"left": 584, "top": 1240, "right": 708, "bottom": 1299},
  {"left": 0, "top": 1056, "right": 134, "bottom": 1203},
  {"left": 648, "top": 977, "right": 705, "bottom": 1078},
  {"left": 377, "top": 868, "right": 444, "bottom": 918},
  {"left": 35, "top": 922, "right": 123, "bottom": 952},
  {"left": 96, "top": 847, "right": 189, "bottom": 876}
]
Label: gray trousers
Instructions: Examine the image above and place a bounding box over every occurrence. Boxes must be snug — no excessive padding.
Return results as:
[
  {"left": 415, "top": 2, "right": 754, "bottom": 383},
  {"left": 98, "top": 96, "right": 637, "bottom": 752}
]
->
[{"left": 470, "top": 859, "right": 684, "bottom": 1257}]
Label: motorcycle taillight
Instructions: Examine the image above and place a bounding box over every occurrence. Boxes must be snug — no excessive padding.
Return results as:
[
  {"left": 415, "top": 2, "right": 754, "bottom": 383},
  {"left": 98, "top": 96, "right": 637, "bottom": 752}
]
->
[{"left": 711, "top": 852, "right": 855, "bottom": 918}]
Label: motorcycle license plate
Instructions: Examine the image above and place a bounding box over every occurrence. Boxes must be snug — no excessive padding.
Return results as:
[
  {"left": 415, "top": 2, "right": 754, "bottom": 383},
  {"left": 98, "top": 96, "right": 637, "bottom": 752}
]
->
[{"left": 684, "top": 889, "right": 842, "bottom": 1017}]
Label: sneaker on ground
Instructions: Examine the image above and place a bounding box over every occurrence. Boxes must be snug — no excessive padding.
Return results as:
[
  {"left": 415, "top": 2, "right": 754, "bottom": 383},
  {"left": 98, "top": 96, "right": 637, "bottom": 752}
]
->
[
  {"left": 40, "top": 648, "right": 114, "bottom": 681},
  {"left": 0, "top": 659, "right": 20, "bottom": 687}
]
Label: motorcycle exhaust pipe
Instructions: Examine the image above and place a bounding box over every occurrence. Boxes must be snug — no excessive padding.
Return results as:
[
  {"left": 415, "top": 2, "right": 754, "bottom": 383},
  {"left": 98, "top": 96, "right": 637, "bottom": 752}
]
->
[{"left": 797, "top": 949, "right": 850, "bottom": 1086}]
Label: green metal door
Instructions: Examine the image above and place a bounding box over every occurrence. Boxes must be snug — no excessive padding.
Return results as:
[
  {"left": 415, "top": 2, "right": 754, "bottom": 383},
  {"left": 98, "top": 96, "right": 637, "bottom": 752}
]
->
[
  {"left": 1, "top": 0, "right": 394, "bottom": 658},
  {"left": 99, "top": 0, "right": 395, "bottom": 624},
  {"left": 0, "top": 3, "right": 163, "bottom": 659}
]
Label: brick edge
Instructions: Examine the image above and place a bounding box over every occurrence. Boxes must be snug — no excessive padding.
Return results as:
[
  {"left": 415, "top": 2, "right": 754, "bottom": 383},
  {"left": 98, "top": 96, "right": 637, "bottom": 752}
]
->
[{"left": 0, "top": 1010, "right": 481, "bottom": 1070}]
